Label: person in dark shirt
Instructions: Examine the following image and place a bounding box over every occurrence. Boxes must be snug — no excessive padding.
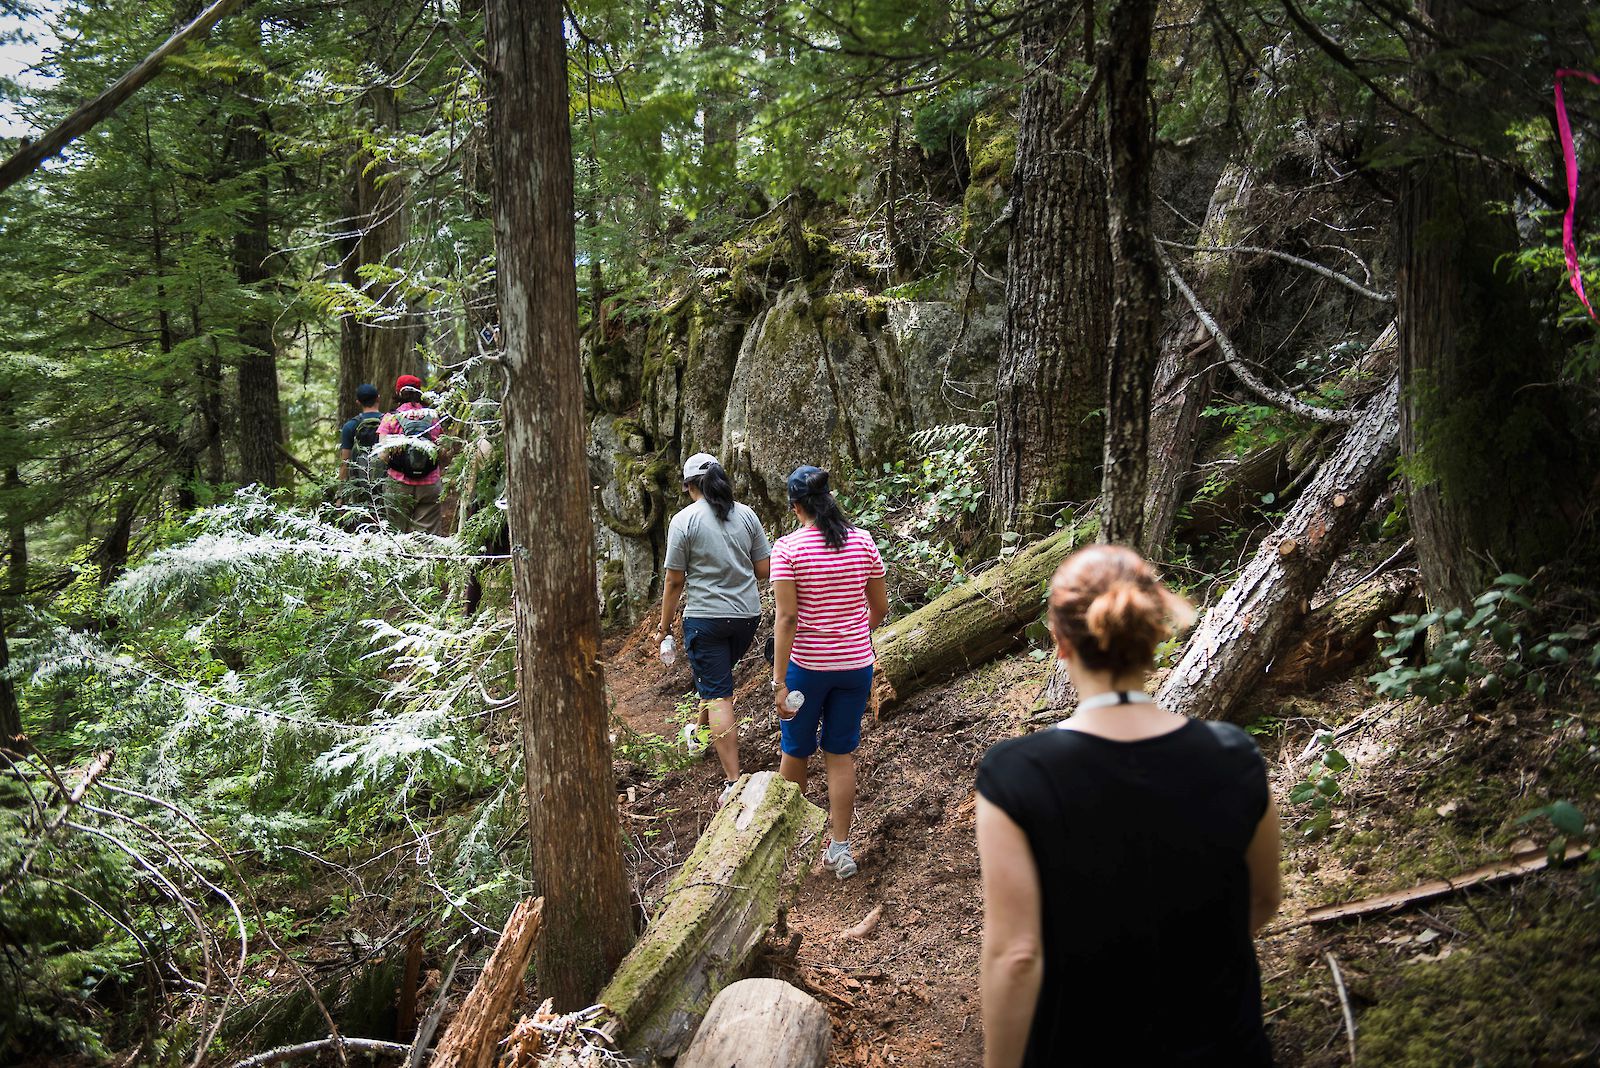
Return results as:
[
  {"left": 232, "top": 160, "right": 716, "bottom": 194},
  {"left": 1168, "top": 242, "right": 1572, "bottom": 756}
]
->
[
  {"left": 337, "top": 383, "right": 384, "bottom": 520},
  {"left": 976, "top": 544, "right": 1282, "bottom": 1068}
]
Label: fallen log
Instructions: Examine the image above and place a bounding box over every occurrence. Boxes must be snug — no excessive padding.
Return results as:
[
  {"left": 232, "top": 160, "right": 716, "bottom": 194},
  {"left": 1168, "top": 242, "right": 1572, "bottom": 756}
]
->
[
  {"left": 873, "top": 519, "right": 1095, "bottom": 711},
  {"left": 1157, "top": 374, "right": 1401, "bottom": 722},
  {"left": 597, "top": 771, "right": 825, "bottom": 1060},
  {"left": 675, "top": 978, "right": 830, "bottom": 1068},
  {"left": 431, "top": 896, "right": 544, "bottom": 1068},
  {"left": 1269, "top": 568, "right": 1421, "bottom": 691},
  {"left": 1272, "top": 842, "right": 1591, "bottom": 931}
]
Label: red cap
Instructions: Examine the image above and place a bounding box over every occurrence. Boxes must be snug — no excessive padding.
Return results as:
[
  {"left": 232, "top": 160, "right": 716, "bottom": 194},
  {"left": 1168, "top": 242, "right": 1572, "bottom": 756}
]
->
[{"left": 395, "top": 374, "right": 423, "bottom": 392}]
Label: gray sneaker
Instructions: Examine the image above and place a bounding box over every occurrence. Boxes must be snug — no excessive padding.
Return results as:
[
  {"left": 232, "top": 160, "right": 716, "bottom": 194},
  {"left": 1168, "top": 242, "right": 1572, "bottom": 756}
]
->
[
  {"left": 718, "top": 779, "right": 738, "bottom": 806},
  {"left": 680, "top": 722, "right": 708, "bottom": 758},
  {"left": 822, "top": 839, "right": 858, "bottom": 880}
]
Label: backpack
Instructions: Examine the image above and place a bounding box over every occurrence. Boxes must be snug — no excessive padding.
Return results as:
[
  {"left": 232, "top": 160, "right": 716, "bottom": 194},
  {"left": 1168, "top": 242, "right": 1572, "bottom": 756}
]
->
[
  {"left": 351, "top": 413, "right": 383, "bottom": 451},
  {"left": 385, "top": 407, "right": 441, "bottom": 477}
]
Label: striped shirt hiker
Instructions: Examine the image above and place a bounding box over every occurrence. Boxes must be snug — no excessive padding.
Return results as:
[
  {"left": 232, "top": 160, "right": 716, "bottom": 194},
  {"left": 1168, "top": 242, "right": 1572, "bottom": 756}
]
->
[{"left": 769, "top": 526, "right": 886, "bottom": 671}]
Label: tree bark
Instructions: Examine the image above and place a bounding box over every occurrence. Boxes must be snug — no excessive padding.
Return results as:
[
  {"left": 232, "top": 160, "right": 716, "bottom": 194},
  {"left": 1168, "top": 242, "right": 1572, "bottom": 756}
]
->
[
  {"left": 873, "top": 520, "right": 1095, "bottom": 711},
  {"left": 1098, "top": 0, "right": 1161, "bottom": 546},
  {"left": 1156, "top": 375, "right": 1401, "bottom": 723},
  {"left": 1397, "top": 0, "right": 1573, "bottom": 609},
  {"left": 992, "top": 2, "right": 1109, "bottom": 534},
  {"left": 431, "top": 898, "right": 543, "bottom": 1068},
  {"left": 597, "top": 772, "right": 826, "bottom": 1060},
  {"left": 487, "top": 0, "right": 635, "bottom": 1009},
  {"left": 676, "top": 979, "right": 830, "bottom": 1068},
  {"left": 337, "top": 85, "right": 418, "bottom": 413},
  {"left": 232, "top": 15, "right": 282, "bottom": 489},
  {"left": 1270, "top": 569, "right": 1422, "bottom": 691},
  {"left": 1141, "top": 161, "right": 1259, "bottom": 556}
]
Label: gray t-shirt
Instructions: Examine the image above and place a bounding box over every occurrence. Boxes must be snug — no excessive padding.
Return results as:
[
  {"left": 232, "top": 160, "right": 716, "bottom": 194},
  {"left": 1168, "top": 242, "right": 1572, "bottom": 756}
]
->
[{"left": 664, "top": 499, "right": 771, "bottom": 618}]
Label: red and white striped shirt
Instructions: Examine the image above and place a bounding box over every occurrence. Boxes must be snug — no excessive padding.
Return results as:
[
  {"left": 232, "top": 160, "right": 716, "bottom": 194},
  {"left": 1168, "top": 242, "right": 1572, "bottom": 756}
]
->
[{"left": 770, "top": 525, "right": 886, "bottom": 671}]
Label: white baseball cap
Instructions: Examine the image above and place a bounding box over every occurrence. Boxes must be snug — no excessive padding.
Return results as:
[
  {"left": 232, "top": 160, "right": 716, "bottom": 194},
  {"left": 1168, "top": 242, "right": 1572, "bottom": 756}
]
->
[{"left": 683, "top": 452, "right": 718, "bottom": 479}]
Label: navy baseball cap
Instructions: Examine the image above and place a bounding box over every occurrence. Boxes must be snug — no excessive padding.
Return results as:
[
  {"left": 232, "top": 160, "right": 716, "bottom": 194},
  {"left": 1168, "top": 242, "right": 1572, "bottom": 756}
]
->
[
  {"left": 356, "top": 382, "right": 379, "bottom": 403},
  {"left": 786, "top": 465, "right": 826, "bottom": 501}
]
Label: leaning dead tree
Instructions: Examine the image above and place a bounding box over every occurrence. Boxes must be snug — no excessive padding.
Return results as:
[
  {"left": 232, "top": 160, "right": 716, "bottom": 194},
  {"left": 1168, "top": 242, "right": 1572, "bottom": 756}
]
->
[
  {"left": 0, "top": 0, "right": 248, "bottom": 193},
  {"left": 1157, "top": 374, "right": 1401, "bottom": 722},
  {"left": 430, "top": 898, "right": 544, "bottom": 1068}
]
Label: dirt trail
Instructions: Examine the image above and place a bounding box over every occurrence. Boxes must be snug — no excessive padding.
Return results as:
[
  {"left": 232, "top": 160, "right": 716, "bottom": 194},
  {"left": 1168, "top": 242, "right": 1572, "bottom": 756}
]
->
[
  {"left": 602, "top": 616, "right": 1600, "bottom": 1067},
  {"left": 604, "top": 620, "right": 1040, "bottom": 1066}
]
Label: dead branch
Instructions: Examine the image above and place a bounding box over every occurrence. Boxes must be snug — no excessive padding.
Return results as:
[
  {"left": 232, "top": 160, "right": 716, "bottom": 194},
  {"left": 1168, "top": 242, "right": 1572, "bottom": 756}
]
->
[
  {"left": 1158, "top": 246, "right": 1360, "bottom": 426},
  {"left": 1325, "top": 953, "right": 1358, "bottom": 1066},
  {"left": 432, "top": 897, "right": 544, "bottom": 1068},
  {"left": 1155, "top": 237, "right": 1394, "bottom": 303},
  {"left": 0, "top": 0, "right": 249, "bottom": 193},
  {"left": 229, "top": 1036, "right": 411, "bottom": 1068}
]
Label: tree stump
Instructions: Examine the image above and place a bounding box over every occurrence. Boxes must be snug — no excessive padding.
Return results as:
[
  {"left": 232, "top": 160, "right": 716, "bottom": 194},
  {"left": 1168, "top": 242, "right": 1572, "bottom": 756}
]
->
[
  {"left": 598, "top": 771, "right": 825, "bottom": 1060},
  {"left": 430, "top": 897, "right": 543, "bottom": 1068},
  {"left": 675, "top": 979, "right": 830, "bottom": 1068}
]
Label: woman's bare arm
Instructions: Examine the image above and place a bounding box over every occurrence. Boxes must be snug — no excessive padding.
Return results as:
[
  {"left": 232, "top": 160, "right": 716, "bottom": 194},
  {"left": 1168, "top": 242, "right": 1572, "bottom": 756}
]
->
[
  {"left": 978, "top": 797, "right": 1044, "bottom": 1068},
  {"left": 772, "top": 579, "right": 798, "bottom": 713},
  {"left": 1246, "top": 798, "right": 1283, "bottom": 933},
  {"left": 865, "top": 575, "right": 889, "bottom": 630}
]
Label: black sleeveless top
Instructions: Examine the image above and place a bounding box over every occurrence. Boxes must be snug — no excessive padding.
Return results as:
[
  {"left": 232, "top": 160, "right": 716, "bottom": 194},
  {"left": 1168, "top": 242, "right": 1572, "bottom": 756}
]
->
[{"left": 976, "top": 718, "right": 1273, "bottom": 1067}]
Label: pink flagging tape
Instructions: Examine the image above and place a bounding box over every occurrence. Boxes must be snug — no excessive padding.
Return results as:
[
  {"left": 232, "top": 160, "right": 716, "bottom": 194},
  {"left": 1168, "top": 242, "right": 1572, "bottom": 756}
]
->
[{"left": 1556, "top": 69, "right": 1600, "bottom": 323}]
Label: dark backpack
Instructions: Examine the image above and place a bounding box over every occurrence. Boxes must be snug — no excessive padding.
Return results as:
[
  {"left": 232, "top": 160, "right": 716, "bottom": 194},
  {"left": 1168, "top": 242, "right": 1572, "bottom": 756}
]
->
[
  {"left": 351, "top": 412, "right": 383, "bottom": 451},
  {"left": 385, "top": 407, "right": 441, "bottom": 477}
]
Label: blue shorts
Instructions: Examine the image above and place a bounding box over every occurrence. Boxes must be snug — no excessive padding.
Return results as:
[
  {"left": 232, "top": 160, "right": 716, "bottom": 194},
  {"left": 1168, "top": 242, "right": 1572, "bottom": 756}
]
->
[
  {"left": 779, "top": 663, "right": 874, "bottom": 757},
  {"left": 683, "top": 616, "right": 759, "bottom": 700}
]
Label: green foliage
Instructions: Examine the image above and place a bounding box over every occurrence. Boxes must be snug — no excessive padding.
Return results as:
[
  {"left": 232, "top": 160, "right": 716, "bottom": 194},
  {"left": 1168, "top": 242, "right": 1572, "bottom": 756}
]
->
[
  {"left": 1286, "top": 731, "right": 1353, "bottom": 837},
  {"left": 839, "top": 424, "right": 991, "bottom": 608},
  {"left": 1370, "top": 575, "right": 1600, "bottom": 704}
]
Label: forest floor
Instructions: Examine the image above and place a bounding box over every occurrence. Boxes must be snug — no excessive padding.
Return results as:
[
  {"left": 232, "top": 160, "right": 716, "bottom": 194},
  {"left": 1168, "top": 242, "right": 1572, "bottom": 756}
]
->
[{"left": 601, "top": 598, "right": 1600, "bottom": 1067}]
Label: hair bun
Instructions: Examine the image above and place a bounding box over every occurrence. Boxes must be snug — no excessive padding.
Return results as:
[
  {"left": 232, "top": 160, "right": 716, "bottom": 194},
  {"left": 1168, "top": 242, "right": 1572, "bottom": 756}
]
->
[
  {"left": 809, "top": 469, "right": 830, "bottom": 492},
  {"left": 1082, "top": 579, "right": 1167, "bottom": 655}
]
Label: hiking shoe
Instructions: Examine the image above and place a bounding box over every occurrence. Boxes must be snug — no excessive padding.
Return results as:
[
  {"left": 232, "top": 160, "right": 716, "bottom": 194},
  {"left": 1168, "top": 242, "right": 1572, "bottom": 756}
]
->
[
  {"left": 822, "top": 839, "right": 858, "bottom": 881},
  {"left": 680, "top": 723, "right": 707, "bottom": 758},
  {"left": 718, "top": 779, "right": 739, "bottom": 806}
]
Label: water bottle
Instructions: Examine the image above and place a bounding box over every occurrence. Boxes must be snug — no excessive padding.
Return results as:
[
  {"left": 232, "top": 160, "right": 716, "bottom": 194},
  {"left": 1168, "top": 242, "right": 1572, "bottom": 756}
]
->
[
  {"left": 782, "top": 689, "right": 805, "bottom": 719},
  {"left": 659, "top": 635, "right": 675, "bottom": 665}
]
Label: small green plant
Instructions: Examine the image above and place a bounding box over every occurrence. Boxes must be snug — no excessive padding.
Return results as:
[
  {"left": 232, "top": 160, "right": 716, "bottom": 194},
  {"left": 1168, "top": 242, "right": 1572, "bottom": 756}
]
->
[
  {"left": 1515, "top": 801, "right": 1597, "bottom": 872},
  {"left": 1287, "top": 731, "right": 1352, "bottom": 837},
  {"left": 1369, "top": 574, "right": 1600, "bottom": 703}
]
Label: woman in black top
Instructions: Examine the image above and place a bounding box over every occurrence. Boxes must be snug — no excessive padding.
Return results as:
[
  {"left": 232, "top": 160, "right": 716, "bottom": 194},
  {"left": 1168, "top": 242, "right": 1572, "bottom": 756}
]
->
[{"left": 976, "top": 545, "right": 1282, "bottom": 1068}]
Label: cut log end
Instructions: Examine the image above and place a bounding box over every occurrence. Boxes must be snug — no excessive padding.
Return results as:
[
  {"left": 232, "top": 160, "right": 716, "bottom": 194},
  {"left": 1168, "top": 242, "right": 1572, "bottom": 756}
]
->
[{"left": 676, "top": 979, "right": 830, "bottom": 1068}]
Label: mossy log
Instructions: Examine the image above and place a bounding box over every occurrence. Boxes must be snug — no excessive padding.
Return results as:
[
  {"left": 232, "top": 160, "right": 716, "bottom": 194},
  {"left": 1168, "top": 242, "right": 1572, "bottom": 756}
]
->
[
  {"left": 1270, "top": 569, "right": 1421, "bottom": 690},
  {"left": 597, "top": 771, "right": 825, "bottom": 1061},
  {"left": 675, "top": 978, "right": 830, "bottom": 1068},
  {"left": 873, "top": 520, "right": 1095, "bottom": 711},
  {"left": 1157, "top": 375, "right": 1401, "bottom": 723}
]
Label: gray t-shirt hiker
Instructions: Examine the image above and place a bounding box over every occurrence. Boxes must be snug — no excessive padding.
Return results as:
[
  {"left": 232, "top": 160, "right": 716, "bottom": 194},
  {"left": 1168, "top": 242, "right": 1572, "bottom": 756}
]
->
[{"left": 664, "top": 499, "right": 771, "bottom": 618}]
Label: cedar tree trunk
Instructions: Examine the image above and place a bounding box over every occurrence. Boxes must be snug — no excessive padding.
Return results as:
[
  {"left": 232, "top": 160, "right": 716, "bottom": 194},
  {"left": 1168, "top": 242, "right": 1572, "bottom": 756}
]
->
[
  {"left": 992, "top": 2, "right": 1110, "bottom": 534},
  {"left": 1098, "top": 0, "right": 1161, "bottom": 546},
  {"left": 487, "top": 0, "right": 635, "bottom": 1008}
]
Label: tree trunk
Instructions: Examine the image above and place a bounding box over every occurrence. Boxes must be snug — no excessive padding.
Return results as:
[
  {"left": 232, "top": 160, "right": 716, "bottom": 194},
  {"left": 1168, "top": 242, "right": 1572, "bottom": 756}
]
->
[
  {"left": 1098, "top": 0, "right": 1161, "bottom": 546},
  {"left": 338, "top": 85, "right": 417, "bottom": 413},
  {"left": 873, "top": 520, "right": 1095, "bottom": 711},
  {"left": 431, "top": 898, "right": 543, "bottom": 1068},
  {"left": 1397, "top": 0, "right": 1573, "bottom": 610},
  {"left": 232, "top": 15, "right": 282, "bottom": 489},
  {"left": 487, "top": 0, "right": 635, "bottom": 1009},
  {"left": 597, "top": 772, "right": 826, "bottom": 1060},
  {"left": 676, "top": 979, "right": 830, "bottom": 1068},
  {"left": 0, "top": 481, "right": 20, "bottom": 740},
  {"left": 1141, "top": 161, "right": 1260, "bottom": 556},
  {"left": 1156, "top": 375, "right": 1401, "bottom": 723},
  {"left": 992, "top": 3, "right": 1109, "bottom": 534}
]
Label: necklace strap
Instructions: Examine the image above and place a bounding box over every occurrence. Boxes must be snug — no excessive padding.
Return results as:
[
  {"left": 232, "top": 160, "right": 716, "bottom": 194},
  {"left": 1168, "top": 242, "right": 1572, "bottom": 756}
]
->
[{"left": 1074, "top": 690, "right": 1156, "bottom": 713}]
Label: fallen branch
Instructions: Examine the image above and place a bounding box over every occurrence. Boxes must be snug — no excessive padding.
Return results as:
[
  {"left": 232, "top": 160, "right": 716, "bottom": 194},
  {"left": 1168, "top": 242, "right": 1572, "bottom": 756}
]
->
[
  {"left": 406, "top": 945, "right": 465, "bottom": 1068},
  {"left": 0, "top": 0, "right": 248, "bottom": 193},
  {"left": 1325, "top": 953, "right": 1358, "bottom": 1066},
  {"left": 1158, "top": 245, "right": 1360, "bottom": 426},
  {"left": 1276, "top": 843, "right": 1591, "bottom": 929},
  {"left": 229, "top": 1037, "right": 410, "bottom": 1068}
]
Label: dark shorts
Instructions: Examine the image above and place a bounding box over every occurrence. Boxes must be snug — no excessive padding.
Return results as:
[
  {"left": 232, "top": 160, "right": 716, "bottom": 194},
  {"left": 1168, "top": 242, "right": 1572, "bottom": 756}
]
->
[
  {"left": 683, "top": 616, "right": 759, "bottom": 700},
  {"left": 779, "top": 662, "right": 874, "bottom": 757}
]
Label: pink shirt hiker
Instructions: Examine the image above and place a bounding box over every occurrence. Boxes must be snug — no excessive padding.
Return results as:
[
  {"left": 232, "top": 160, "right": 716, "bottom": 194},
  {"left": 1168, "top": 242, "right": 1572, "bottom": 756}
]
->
[{"left": 769, "top": 526, "right": 886, "bottom": 671}]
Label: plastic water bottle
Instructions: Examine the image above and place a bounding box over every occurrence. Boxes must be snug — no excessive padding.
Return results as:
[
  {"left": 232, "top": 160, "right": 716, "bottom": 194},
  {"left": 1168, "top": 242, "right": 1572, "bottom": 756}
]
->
[
  {"left": 782, "top": 689, "right": 805, "bottom": 719},
  {"left": 659, "top": 635, "right": 675, "bottom": 665}
]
